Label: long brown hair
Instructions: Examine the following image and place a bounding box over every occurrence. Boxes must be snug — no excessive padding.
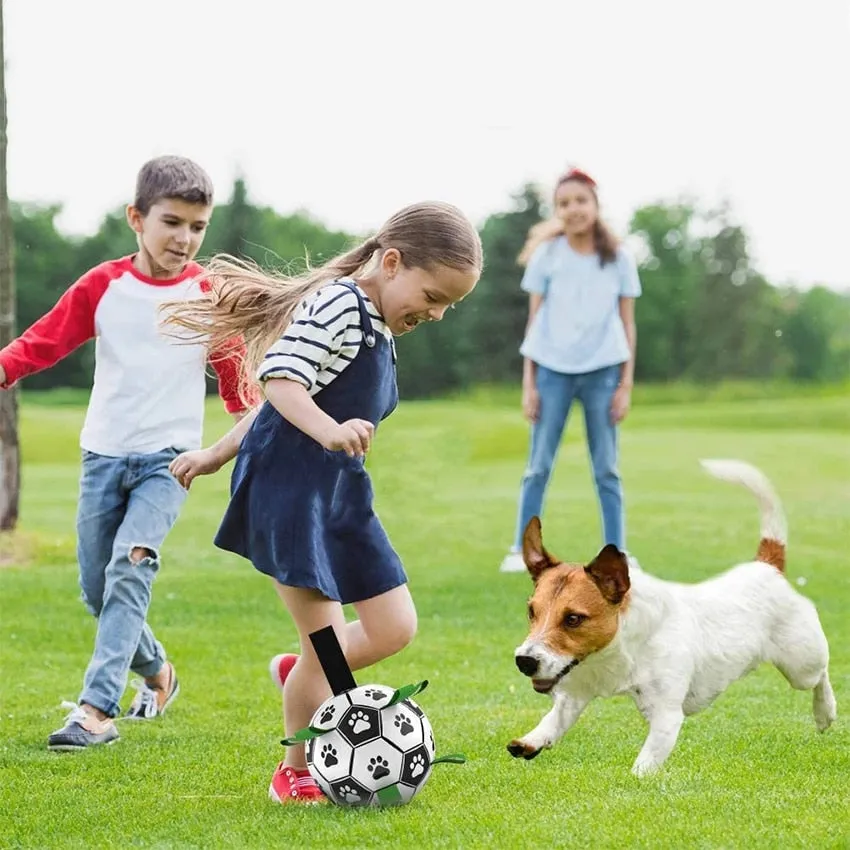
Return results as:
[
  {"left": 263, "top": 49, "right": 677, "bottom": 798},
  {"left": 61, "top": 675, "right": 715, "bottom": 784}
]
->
[
  {"left": 162, "top": 201, "right": 482, "bottom": 407},
  {"left": 518, "top": 169, "right": 619, "bottom": 267}
]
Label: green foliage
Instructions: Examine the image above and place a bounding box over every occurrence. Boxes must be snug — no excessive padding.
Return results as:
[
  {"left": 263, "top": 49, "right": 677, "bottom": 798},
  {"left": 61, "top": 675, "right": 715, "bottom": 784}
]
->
[
  {"left": 12, "top": 203, "right": 98, "bottom": 389},
  {"left": 1, "top": 390, "right": 848, "bottom": 847},
  {"left": 783, "top": 286, "right": 850, "bottom": 381},
  {"left": 465, "top": 185, "right": 545, "bottom": 383},
  {"left": 8, "top": 179, "right": 850, "bottom": 398}
]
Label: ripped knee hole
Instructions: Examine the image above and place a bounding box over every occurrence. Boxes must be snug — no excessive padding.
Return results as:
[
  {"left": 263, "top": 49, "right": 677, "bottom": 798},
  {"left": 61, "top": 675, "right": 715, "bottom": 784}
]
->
[{"left": 129, "top": 546, "right": 158, "bottom": 565}]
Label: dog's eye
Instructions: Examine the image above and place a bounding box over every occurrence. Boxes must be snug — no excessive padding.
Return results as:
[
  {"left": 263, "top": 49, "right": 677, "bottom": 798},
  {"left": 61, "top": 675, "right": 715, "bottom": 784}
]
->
[
  {"left": 527, "top": 603, "right": 535, "bottom": 620},
  {"left": 563, "top": 613, "right": 586, "bottom": 628}
]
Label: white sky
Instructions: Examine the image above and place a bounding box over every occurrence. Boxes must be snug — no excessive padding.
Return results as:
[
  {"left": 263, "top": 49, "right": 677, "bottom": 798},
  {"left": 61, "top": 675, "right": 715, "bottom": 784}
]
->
[{"left": 5, "top": 0, "right": 850, "bottom": 289}]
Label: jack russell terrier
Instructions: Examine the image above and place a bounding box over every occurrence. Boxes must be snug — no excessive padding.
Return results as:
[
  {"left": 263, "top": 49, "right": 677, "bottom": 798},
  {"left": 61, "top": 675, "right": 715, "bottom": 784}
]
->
[{"left": 508, "top": 459, "right": 836, "bottom": 776}]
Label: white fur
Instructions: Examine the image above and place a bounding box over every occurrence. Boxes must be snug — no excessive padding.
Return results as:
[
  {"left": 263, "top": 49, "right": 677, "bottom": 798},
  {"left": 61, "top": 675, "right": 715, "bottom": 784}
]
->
[
  {"left": 700, "top": 458, "right": 787, "bottom": 545},
  {"left": 511, "top": 459, "right": 836, "bottom": 777}
]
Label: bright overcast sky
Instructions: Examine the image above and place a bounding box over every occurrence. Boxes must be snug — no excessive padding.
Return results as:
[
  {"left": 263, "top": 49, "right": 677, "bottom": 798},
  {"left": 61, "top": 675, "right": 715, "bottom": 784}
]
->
[{"left": 5, "top": 0, "right": 849, "bottom": 289}]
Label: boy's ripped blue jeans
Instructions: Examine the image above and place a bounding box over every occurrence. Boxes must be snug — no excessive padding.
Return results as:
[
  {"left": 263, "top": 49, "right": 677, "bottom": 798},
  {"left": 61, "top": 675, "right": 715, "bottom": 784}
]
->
[
  {"left": 76, "top": 448, "right": 186, "bottom": 717},
  {"left": 513, "top": 364, "right": 625, "bottom": 552}
]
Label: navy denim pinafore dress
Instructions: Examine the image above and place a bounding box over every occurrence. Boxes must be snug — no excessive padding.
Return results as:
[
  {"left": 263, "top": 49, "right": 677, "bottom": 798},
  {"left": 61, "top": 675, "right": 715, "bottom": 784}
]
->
[{"left": 214, "top": 283, "right": 406, "bottom": 604}]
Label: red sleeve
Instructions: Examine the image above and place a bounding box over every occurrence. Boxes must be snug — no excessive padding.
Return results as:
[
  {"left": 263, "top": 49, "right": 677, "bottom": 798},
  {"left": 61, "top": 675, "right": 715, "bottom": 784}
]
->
[
  {"left": 0, "top": 266, "right": 111, "bottom": 387},
  {"left": 196, "top": 276, "right": 252, "bottom": 414},
  {"left": 209, "top": 340, "right": 250, "bottom": 414}
]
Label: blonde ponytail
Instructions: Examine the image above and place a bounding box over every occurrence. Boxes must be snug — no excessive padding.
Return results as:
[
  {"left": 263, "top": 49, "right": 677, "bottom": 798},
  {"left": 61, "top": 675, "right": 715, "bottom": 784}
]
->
[
  {"left": 517, "top": 218, "right": 565, "bottom": 267},
  {"left": 161, "top": 201, "right": 482, "bottom": 408},
  {"left": 162, "top": 238, "right": 381, "bottom": 408}
]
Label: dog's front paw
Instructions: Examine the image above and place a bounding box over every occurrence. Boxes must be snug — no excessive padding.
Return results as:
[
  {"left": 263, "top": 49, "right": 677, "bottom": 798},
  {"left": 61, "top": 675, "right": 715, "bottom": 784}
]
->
[
  {"left": 631, "top": 757, "right": 662, "bottom": 778},
  {"left": 507, "top": 739, "right": 543, "bottom": 760}
]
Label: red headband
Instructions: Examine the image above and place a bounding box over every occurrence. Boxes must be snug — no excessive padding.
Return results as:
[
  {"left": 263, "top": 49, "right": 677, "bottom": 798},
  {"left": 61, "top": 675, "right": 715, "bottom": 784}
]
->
[{"left": 562, "top": 168, "right": 598, "bottom": 189}]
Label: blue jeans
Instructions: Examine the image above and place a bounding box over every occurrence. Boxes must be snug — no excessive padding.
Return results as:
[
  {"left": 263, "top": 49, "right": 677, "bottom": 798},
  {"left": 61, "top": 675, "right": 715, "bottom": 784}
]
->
[
  {"left": 76, "top": 448, "right": 187, "bottom": 717},
  {"left": 513, "top": 364, "right": 625, "bottom": 551}
]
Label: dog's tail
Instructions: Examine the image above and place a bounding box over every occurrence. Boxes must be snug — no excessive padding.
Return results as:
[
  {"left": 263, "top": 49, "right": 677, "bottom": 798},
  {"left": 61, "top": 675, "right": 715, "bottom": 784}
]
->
[{"left": 699, "top": 459, "right": 787, "bottom": 572}]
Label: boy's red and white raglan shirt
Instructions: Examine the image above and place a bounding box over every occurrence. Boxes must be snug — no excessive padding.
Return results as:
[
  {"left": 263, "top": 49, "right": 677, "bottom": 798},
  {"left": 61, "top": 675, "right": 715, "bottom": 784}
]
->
[{"left": 0, "top": 256, "right": 245, "bottom": 456}]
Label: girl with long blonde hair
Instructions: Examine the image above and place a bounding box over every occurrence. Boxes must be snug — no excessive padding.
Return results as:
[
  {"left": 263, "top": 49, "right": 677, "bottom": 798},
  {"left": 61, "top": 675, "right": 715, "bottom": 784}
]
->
[{"left": 164, "top": 201, "right": 482, "bottom": 803}]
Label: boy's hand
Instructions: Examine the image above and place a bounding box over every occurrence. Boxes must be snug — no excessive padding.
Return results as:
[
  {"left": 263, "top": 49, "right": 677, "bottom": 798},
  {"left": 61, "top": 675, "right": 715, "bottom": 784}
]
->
[
  {"left": 169, "top": 448, "right": 224, "bottom": 490},
  {"left": 321, "top": 419, "right": 375, "bottom": 457},
  {"left": 0, "top": 364, "right": 6, "bottom": 387}
]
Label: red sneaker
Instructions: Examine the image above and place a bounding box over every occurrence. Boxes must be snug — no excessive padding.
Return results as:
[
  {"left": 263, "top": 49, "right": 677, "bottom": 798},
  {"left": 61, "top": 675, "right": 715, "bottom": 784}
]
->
[
  {"left": 268, "top": 763, "right": 326, "bottom": 804},
  {"left": 269, "top": 654, "right": 299, "bottom": 692}
]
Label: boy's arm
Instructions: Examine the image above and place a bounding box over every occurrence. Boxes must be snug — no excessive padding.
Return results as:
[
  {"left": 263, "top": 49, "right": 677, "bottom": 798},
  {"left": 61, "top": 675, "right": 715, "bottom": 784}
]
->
[
  {"left": 195, "top": 277, "right": 252, "bottom": 416},
  {"left": 0, "top": 269, "right": 109, "bottom": 388},
  {"left": 207, "top": 340, "right": 251, "bottom": 415}
]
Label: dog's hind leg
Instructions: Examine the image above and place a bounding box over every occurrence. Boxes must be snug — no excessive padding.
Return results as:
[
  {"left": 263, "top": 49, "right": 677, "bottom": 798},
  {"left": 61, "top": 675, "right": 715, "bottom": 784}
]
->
[
  {"left": 777, "top": 659, "right": 837, "bottom": 731},
  {"left": 812, "top": 673, "right": 837, "bottom": 732},
  {"left": 771, "top": 610, "right": 836, "bottom": 732}
]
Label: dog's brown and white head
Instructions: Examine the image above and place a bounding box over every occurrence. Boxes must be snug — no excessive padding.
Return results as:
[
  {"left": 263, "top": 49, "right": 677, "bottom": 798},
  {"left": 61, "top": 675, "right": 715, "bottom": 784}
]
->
[{"left": 514, "top": 517, "right": 631, "bottom": 693}]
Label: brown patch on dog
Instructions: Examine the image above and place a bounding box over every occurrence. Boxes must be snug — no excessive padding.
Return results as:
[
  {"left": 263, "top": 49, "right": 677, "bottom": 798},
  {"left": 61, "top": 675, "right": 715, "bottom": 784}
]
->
[
  {"left": 506, "top": 740, "right": 541, "bottom": 760},
  {"left": 585, "top": 545, "right": 631, "bottom": 604},
  {"left": 522, "top": 519, "right": 630, "bottom": 661},
  {"left": 522, "top": 517, "right": 559, "bottom": 581},
  {"left": 756, "top": 537, "right": 785, "bottom": 573},
  {"left": 529, "top": 565, "right": 626, "bottom": 659}
]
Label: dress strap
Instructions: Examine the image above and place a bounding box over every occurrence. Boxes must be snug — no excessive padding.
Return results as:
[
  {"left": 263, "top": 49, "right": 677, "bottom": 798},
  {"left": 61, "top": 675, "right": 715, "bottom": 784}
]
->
[{"left": 337, "top": 280, "right": 376, "bottom": 348}]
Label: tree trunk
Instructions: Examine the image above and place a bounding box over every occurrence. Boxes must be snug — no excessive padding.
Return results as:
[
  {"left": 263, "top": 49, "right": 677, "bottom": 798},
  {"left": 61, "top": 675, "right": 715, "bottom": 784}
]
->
[{"left": 0, "top": 0, "right": 20, "bottom": 532}]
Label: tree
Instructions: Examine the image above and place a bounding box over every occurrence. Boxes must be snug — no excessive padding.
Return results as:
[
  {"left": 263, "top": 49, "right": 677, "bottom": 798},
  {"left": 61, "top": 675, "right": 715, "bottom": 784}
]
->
[
  {"left": 12, "top": 203, "right": 93, "bottom": 389},
  {"left": 784, "top": 286, "right": 850, "bottom": 382},
  {"left": 211, "top": 176, "right": 258, "bottom": 260},
  {"left": 0, "top": 0, "right": 20, "bottom": 531},
  {"left": 629, "top": 201, "right": 700, "bottom": 381},
  {"left": 467, "top": 184, "right": 545, "bottom": 383}
]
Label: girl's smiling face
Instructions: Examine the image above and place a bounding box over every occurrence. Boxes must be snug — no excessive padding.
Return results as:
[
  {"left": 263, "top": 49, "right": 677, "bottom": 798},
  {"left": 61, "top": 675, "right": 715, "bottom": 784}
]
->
[
  {"left": 367, "top": 249, "right": 479, "bottom": 335},
  {"left": 554, "top": 179, "right": 599, "bottom": 238}
]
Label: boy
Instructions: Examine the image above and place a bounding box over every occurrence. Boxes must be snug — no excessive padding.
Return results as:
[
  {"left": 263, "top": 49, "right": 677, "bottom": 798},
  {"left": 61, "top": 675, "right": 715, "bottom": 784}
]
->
[{"left": 0, "top": 155, "right": 246, "bottom": 750}]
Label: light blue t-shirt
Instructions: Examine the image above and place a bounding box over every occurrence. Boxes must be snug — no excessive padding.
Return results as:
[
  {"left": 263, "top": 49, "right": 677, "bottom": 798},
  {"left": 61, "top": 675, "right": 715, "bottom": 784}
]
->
[{"left": 519, "top": 237, "right": 641, "bottom": 374}]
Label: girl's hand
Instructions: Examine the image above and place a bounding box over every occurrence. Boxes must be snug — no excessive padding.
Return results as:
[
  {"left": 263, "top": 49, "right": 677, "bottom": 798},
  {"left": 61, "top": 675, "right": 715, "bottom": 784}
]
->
[
  {"left": 169, "top": 448, "right": 224, "bottom": 490},
  {"left": 610, "top": 384, "right": 632, "bottom": 425},
  {"left": 322, "top": 419, "right": 375, "bottom": 457},
  {"left": 522, "top": 384, "right": 540, "bottom": 424}
]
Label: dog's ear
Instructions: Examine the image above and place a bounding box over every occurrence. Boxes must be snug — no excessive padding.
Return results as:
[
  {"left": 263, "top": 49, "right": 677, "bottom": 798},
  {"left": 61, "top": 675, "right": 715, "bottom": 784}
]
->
[
  {"left": 585, "top": 545, "right": 630, "bottom": 604},
  {"left": 522, "top": 517, "right": 558, "bottom": 581}
]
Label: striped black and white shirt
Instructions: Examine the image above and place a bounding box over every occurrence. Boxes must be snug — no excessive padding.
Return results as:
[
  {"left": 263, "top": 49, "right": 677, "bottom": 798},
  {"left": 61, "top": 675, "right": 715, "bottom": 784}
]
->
[{"left": 257, "top": 281, "right": 392, "bottom": 394}]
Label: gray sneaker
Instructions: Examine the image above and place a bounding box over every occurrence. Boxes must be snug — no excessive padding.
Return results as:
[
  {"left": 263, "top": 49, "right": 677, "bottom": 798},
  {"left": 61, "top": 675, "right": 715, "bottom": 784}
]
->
[
  {"left": 124, "top": 662, "right": 180, "bottom": 720},
  {"left": 48, "top": 703, "right": 119, "bottom": 751}
]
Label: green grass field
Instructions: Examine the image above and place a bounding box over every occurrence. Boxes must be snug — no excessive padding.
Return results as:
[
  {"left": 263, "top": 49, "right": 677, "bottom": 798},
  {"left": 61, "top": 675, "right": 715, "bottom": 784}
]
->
[{"left": 1, "top": 386, "right": 849, "bottom": 849}]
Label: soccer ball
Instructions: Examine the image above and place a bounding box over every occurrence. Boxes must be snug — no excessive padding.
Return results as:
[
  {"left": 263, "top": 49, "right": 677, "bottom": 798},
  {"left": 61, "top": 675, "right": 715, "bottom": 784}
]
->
[{"left": 305, "top": 683, "right": 436, "bottom": 807}]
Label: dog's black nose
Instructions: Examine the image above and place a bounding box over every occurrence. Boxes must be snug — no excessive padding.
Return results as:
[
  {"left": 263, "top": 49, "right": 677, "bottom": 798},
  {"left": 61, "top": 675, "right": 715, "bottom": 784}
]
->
[{"left": 515, "top": 655, "right": 539, "bottom": 677}]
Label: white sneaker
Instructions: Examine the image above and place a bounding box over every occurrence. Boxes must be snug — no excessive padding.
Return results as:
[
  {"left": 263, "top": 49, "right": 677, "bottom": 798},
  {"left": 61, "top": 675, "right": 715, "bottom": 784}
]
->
[{"left": 499, "top": 551, "right": 526, "bottom": 573}]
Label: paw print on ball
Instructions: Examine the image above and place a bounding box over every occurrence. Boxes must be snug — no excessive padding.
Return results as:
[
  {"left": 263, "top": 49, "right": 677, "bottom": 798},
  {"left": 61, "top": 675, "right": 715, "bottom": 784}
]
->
[
  {"left": 321, "top": 743, "right": 339, "bottom": 768},
  {"left": 339, "top": 784, "right": 361, "bottom": 803},
  {"left": 367, "top": 755, "right": 391, "bottom": 780},
  {"left": 350, "top": 740, "right": 403, "bottom": 790},
  {"left": 401, "top": 745, "right": 431, "bottom": 787},
  {"left": 339, "top": 705, "right": 380, "bottom": 746},
  {"left": 348, "top": 711, "right": 370, "bottom": 734},
  {"left": 363, "top": 688, "right": 387, "bottom": 702},
  {"left": 393, "top": 712, "right": 414, "bottom": 736},
  {"left": 330, "top": 778, "right": 371, "bottom": 806},
  {"left": 382, "top": 703, "right": 425, "bottom": 752}
]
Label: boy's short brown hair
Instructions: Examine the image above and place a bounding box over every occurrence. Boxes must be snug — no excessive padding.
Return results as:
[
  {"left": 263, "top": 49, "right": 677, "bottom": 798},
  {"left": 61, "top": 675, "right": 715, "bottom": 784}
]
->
[{"left": 134, "top": 155, "right": 214, "bottom": 215}]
